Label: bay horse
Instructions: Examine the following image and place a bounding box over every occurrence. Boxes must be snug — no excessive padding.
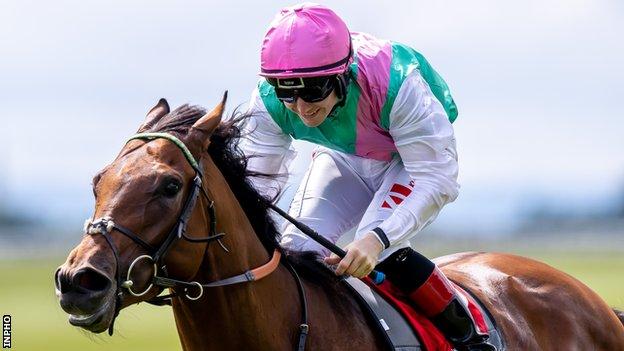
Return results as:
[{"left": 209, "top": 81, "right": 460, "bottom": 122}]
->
[{"left": 55, "top": 95, "right": 624, "bottom": 350}]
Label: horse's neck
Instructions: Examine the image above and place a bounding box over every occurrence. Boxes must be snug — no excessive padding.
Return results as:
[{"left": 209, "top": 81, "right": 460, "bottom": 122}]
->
[
  {"left": 171, "top": 159, "right": 300, "bottom": 349},
  {"left": 201, "top": 158, "right": 269, "bottom": 277}
]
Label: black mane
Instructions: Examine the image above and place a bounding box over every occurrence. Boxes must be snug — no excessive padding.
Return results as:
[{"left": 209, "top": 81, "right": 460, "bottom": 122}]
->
[{"left": 206, "top": 112, "right": 284, "bottom": 253}]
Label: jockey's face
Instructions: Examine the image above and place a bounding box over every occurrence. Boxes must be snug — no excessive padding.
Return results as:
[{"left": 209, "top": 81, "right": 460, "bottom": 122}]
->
[{"left": 284, "top": 90, "right": 339, "bottom": 127}]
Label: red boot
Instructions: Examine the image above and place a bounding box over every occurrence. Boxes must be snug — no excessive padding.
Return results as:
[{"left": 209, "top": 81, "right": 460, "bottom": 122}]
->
[{"left": 376, "top": 248, "right": 496, "bottom": 351}]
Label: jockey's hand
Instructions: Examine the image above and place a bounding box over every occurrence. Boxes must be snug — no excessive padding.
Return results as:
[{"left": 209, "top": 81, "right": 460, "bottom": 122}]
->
[{"left": 324, "top": 232, "right": 384, "bottom": 278}]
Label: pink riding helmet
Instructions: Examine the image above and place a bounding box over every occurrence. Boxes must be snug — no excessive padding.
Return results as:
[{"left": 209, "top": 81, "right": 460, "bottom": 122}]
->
[{"left": 260, "top": 3, "right": 353, "bottom": 78}]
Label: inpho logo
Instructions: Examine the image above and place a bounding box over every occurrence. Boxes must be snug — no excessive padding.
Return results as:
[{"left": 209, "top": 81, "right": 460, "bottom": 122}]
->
[{"left": 2, "top": 315, "right": 10, "bottom": 349}]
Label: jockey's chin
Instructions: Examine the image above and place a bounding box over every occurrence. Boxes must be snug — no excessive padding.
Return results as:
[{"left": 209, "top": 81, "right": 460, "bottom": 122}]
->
[{"left": 284, "top": 91, "right": 339, "bottom": 127}]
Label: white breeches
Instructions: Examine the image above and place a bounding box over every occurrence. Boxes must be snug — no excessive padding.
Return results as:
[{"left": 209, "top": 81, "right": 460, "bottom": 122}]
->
[{"left": 280, "top": 147, "right": 414, "bottom": 262}]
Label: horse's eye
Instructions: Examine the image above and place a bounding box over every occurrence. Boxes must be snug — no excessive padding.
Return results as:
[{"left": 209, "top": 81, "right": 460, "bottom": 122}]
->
[{"left": 162, "top": 179, "right": 182, "bottom": 198}]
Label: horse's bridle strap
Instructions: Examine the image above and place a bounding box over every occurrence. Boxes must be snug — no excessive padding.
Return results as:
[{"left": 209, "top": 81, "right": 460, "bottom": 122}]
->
[
  {"left": 152, "top": 250, "right": 282, "bottom": 289},
  {"left": 129, "top": 132, "right": 201, "bottom": 173},
  {"left": 251, "top": 249, "right": 282, "bottom": 280},
  {"left": 112, "top": 222, "right": 157, "bottom": 253}
]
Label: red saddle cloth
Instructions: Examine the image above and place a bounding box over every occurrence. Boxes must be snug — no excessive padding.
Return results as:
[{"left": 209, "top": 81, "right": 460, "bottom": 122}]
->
[{"left": 363, "top": 277, "right": 489, "bottom": 351}]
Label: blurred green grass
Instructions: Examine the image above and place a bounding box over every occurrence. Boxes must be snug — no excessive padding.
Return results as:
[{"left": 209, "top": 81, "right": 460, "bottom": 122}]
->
[
  {"left": 0, "top": 259, "right": 178, "bottom": 351},
  {"left": 0, "top": 251, "right": 622, "bottom": 350},
  {"left": 524, "top": 250, "right": 624, "bottom": 308}
]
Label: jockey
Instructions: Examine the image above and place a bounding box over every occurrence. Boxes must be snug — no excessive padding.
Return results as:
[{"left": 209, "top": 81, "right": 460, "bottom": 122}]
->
[{"left": 240, "top": 3, "right": 495, "bottom": 351}]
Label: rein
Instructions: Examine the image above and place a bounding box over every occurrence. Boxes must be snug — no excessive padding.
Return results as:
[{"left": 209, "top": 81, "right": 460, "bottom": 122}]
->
[{"left": 266, "top": 201, "right": 386, "bottom": 284}]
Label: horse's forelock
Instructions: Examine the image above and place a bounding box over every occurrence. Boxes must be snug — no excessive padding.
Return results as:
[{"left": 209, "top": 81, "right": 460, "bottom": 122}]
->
[{"left": 147, "top": 104, "right": 207, "bottom": 136}]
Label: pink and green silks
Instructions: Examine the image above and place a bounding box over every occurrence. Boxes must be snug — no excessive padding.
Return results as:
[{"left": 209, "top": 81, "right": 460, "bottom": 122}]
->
[{"left": 259, "top": 32, "right": 458, "bottom": 161}]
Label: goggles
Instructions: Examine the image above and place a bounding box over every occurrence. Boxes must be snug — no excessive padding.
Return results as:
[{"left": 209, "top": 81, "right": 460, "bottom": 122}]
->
[{"left": 267, "top": 76, "right": 336, "bottom": 103}]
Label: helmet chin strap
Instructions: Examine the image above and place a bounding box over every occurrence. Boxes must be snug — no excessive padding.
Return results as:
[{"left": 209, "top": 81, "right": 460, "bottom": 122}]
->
[{"left": 328, "top": 72, "right": 351, "bottom": 117}]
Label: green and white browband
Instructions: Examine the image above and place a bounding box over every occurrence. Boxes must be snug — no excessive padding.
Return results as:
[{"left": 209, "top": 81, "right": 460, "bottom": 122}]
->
[{"left": 128, "top": 132, "right": 201, "bottom": 172}]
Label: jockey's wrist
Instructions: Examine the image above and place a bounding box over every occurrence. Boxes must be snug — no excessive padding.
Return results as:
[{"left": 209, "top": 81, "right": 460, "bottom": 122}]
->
[
  {"left": 363, "top": 232, "right": 384, "bottom": 254},
  {"left": 371, "top": 227, "right": 390, "bottom": 249}
]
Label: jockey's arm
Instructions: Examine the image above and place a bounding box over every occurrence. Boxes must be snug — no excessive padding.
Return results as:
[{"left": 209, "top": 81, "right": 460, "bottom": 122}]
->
[
  {"left": 377, "top": 70, "right": 460, "bottom": 246},
  {"left": 239, "top": 86, "right": 295, "bottom": 200},
  {"left": 326, "top": 70, "right": 459, "bottom": 278}
]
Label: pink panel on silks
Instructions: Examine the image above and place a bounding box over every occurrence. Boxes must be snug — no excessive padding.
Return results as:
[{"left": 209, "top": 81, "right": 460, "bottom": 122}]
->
[{"left": 352, "top": 32, "right": 397, "bottom": 161}]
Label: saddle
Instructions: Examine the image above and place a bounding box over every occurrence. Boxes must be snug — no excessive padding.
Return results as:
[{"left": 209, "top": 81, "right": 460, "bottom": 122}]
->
[{"left": 343, "top": 277, "right": 505, "bottom": 351}]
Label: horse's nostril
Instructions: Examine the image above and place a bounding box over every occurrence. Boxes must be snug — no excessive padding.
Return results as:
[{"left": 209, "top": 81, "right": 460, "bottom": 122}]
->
[
  {"left": 73, "top": 268, "right": 111, "bottom": 293},
  {"left": 55, "top": 267, "right": 73, "bottom": 294}
]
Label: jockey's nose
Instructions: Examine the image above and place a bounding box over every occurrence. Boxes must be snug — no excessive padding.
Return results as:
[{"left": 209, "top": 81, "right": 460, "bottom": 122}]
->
[{"left": 295, "top": 98, "right": 315, "bottom": 114}]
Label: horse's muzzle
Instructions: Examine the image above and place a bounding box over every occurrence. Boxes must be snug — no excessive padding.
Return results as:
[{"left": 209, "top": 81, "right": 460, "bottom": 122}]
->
[{"left": 55, "top": 265, "right": 116, "bottom": 333}]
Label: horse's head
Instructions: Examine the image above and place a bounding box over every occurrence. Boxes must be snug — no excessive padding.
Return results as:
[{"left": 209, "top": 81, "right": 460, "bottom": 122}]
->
[{"left": 55, "top": 94, "right": 226, "bottom": 334}]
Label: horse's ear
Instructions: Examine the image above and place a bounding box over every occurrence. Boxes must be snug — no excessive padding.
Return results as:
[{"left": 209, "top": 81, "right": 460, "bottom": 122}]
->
[
  {"left": 189, "top": 91, "right": 227, "bottom": 149},
  {"left": 138, "top": 98, "right": 170, "bottom": 132}
]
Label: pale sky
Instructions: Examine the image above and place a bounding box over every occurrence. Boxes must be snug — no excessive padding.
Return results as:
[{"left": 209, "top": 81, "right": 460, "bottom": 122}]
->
[{"left": 1, "top": 1, "right": 623, "bottom": 233}]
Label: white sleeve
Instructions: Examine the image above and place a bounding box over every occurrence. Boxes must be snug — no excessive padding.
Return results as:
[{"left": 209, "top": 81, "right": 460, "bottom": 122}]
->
[
  {"left": 239, "top": 85, "right": 296, "bottom": 199},
  {"left": 376, "top": 71, "right": 459, "bottom": 246}
]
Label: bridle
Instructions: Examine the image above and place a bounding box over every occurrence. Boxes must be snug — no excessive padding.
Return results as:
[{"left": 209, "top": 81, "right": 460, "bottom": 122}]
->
[{"left": 83, "top": 132, "right": 285, "bottom": 336}]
